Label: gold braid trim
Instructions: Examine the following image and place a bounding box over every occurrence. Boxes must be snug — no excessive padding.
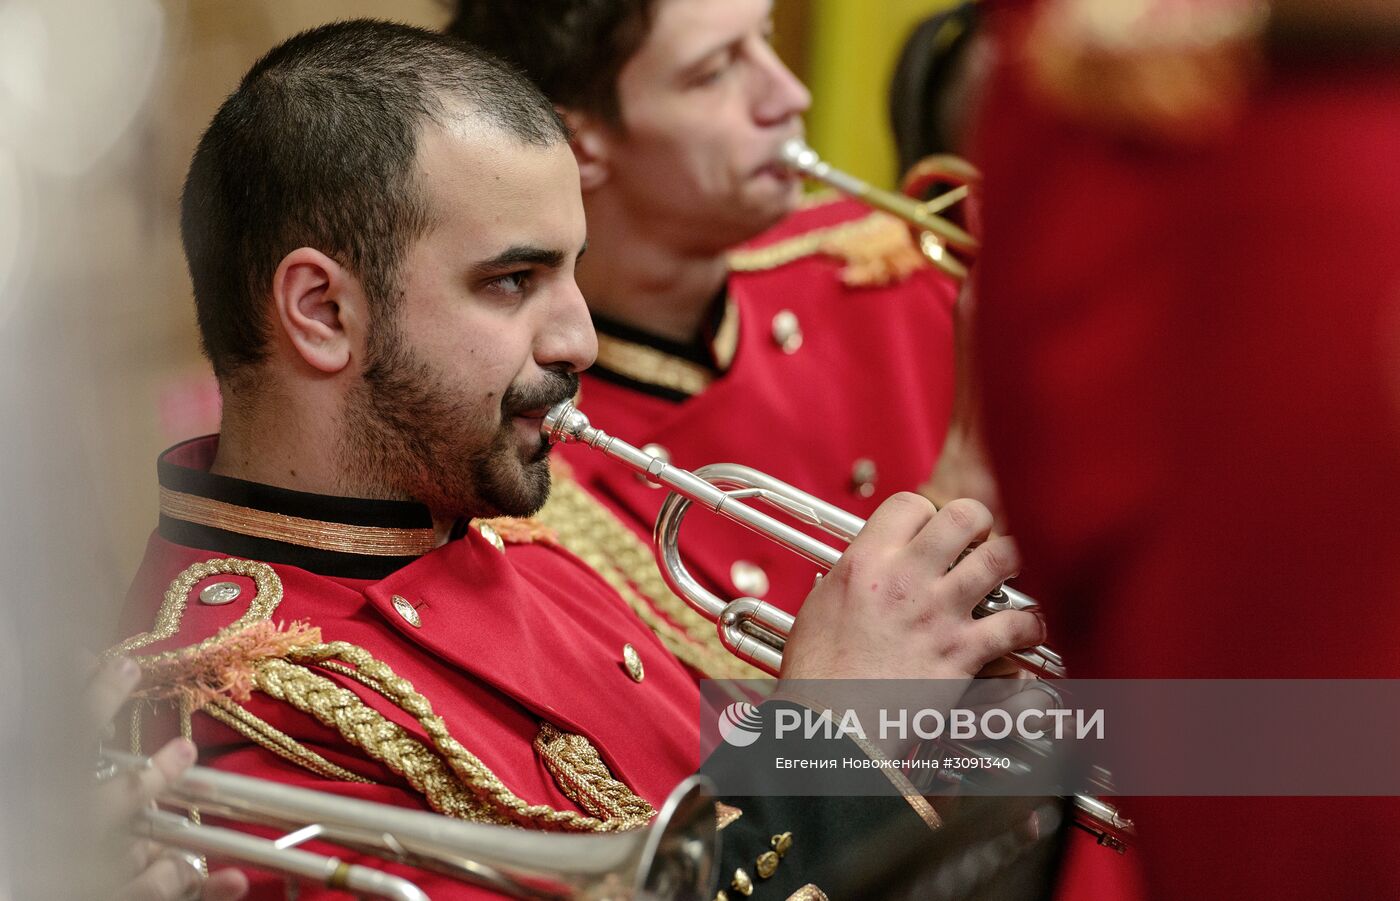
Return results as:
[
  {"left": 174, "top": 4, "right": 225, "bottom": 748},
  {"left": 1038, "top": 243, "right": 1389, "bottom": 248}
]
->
[
  {"left": 204, "top": 699, "right": 373, "bottom": 785},
  {"left": 595, "top": 333, "right": 715, "bottom": 397},
  {"left": 159, "top": 487, "right": 436, "bottom": 557},
  {"left": 534, "top": 470, "right": 763, "bottom": 680},
  {"left": 107, "top": 558, "right": 284, "bottom": 660},
  {"left": 726, "top": 211, "right": 926, "bottom": 287},
  {"left": 534, "top": 723, "right": 656, "bottom": 823},
  {"left": 253, "top": 655, "right": 512, "bottom": 824},
  {"left": 263, "top": 641, "right": 652, "bottom": 831}
]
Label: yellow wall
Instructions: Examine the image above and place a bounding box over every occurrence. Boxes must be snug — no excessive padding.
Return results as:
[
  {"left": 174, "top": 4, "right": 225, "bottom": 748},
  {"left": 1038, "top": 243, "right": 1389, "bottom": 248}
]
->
[{"left": 803, "top": 0, "right": 959, "bottom": 188}]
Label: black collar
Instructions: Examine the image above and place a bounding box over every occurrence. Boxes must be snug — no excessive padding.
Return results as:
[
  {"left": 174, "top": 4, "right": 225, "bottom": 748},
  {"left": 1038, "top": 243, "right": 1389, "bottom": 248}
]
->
[
  {"left": 587, "top": 291, "right": 739, "bottom": 402},
  {"left": 156, "top": 436, "right": 437, "bottom": 580}
]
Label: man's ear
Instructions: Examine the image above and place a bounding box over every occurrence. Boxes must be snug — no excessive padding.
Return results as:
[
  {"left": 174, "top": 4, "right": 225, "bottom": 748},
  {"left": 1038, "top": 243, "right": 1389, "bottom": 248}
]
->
[
  {"left": 562, "top": 108, "right": 613, "bottom": 192},
  {"left": 270, "top": 248, "right": 361, "bottom": 375}
]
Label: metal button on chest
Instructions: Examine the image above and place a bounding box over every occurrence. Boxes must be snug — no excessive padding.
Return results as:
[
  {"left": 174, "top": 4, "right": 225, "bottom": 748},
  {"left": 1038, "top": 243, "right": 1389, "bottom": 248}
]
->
[
  {"left": 391, "top": 595, "right": 421, "bottom": 628},
  {"left": 622, "top": 643, "right": 645, "bottom": 683},
  {"left": 638, "top": 444, "right": 671, "bottom": 488},
  {"left": 770, "top": 310, "right": 803, "bottom": 354},
  {"left": 730, "top": 561, "right": 770, "bottom": 598},
  {"left": 850, "top": 458, "right": 878, "bottom": 498},
  {"left": 198, "top": 581, "right": 241, "bottom": 606}
]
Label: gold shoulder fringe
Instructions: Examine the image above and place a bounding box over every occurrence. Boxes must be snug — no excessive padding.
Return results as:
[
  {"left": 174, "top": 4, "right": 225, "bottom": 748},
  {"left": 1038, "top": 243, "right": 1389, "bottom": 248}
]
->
[
  {"left": 534, "top": 464, "right": 765, "bottom": 681},
  {"left": 727, "top": 210, "right": 927, "bottom": 287}
]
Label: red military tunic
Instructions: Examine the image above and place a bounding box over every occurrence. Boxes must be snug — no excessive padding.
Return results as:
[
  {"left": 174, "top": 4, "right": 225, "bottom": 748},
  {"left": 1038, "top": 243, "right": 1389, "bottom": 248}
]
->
[
  {"left": 540, "top": 197, "right": 960, "bottom": 678},
  {"left": 117, "top": 436, "right": 702, "bottom": 898},
  {"left": 973, "top": 4, "right": 1400, "bottom": 899}
]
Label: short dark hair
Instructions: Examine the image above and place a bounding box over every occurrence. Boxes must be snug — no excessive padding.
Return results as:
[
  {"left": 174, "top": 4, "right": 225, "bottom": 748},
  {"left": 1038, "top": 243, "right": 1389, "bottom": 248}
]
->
[
  {"left": 181, "top": 19, "right": 568, "bottom": 382},
  {"left": 446, "top": 1, "right": 657, "bottom": 123}
]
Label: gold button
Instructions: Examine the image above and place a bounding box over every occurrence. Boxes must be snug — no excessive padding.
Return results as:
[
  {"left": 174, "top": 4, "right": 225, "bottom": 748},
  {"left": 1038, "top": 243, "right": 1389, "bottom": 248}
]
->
[
  {"left": 730, "top": 561, "right": 769, "bottom": 599},
  {"left": 755, "top": 851, "right": 780, "bottom": 879},
  {"left": 771, "top": 310, "right": 803, "bottom": 354},
  {"left": 850, "top": 458, "right": 878, "bottom": 498},
  {"left": 391, "top": 595, "right": 421, "bottom": 628},
  {"left": 474, "top": 521, "right": 505, "bottom": 553},
  {"left": 730, "top": 868, "right": 754, "bottom": 896},
  {"left": 771, "top": 831, "right": 793, "bottom": 856},
  {"left": 198, "top": 581, "right": 241, "bottom": 605},
  {"left": 622, "top": 643, "right": 645, "bottom": 683},
  {"left": 638, "top": 444, "right": 671, "bottom": 488}
]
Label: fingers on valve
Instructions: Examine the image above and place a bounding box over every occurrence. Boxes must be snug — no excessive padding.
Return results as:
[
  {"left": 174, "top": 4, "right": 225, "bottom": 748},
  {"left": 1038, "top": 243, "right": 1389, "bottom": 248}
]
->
[
  {"left": 944, "top": 534, "right": 1021, "bottom": 606},
  {"left": 968, "top": 609, "right": 1046, "bottom": 665}
]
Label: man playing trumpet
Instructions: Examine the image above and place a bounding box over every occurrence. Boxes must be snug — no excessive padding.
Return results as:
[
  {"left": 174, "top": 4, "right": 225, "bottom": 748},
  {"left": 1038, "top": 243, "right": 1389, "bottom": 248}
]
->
[
  {"left": 112, "top": 19, "right": 1041, "bottom": 899},
  {"left": 446, "top": 0, "right": 999, "bottom": 679}
]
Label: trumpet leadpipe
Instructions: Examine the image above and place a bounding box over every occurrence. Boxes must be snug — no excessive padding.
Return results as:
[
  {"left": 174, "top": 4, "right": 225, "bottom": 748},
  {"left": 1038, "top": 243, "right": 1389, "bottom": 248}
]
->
[{"left": 778, "top": 138, "right": 978, "bottom": 251}]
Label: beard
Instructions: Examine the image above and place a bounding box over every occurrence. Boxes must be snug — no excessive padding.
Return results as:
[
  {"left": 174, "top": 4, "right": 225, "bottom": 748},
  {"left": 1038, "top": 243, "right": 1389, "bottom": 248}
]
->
[{"left": 337, "top": 321, "right": 578, "bottom": 520}]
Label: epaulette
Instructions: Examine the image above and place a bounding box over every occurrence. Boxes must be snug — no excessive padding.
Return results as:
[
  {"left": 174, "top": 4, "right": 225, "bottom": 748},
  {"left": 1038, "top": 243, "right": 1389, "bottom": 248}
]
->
[
  {"left": 110, "top": 557, "right": 657, "bottom": 831},
  {"left": 727, "top": 209, "right": 928, "bottom": 287}
]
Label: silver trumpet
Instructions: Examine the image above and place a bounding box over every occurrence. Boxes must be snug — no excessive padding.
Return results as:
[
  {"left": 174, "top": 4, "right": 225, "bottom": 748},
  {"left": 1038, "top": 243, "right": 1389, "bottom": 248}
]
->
[
  {"left": 543, "top": 401, "right": 1061, "bottom": 680},
  {"left": 779, "top": 137, "right": 979, "bottom": 281},
  {"left": 107, "top": 752, "right": 717, "bottom": 900},
  {"left": 542, "top": 401, "right": 1134, "bottom": 851}
]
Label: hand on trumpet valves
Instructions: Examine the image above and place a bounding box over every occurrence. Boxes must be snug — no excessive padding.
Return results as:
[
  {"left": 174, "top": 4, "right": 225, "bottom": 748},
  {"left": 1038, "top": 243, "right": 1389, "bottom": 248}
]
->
[
  {"left": 89, "top": 657, "right": 250, "bottom": 901},
  {"left": 777, "top": 494, "right": 1046, "bottom": 753}
]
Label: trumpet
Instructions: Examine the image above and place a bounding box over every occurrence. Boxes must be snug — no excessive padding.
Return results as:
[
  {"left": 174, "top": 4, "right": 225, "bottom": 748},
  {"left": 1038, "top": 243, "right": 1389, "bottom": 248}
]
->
[
  {"left": 106, "top": 752, "right": 718, "bottom": 900},
  {"left": 541, "top": 401, "right": 1133, "bottom": 851},
  {"left": 779, "top": 138, "right": 979, "bottom": 281}
]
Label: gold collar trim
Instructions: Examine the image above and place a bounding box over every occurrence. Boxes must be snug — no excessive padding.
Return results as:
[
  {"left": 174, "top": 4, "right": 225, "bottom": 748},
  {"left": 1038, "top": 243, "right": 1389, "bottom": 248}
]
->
[
  {"left": 593, "top": 298, "right": 740, "bottom": 398},
  {"left": 159, "top": 486, "right": 438, "bottom": 557}
]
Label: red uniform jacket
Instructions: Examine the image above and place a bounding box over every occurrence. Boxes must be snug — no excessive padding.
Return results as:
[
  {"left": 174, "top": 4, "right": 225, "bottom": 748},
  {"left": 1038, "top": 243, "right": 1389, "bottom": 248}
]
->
[
  {"left": 540, "top": 197, "right": 960, "bottom": 678},
  {"left": 117, "top": 437, "right": 702, "bottom": 898}
]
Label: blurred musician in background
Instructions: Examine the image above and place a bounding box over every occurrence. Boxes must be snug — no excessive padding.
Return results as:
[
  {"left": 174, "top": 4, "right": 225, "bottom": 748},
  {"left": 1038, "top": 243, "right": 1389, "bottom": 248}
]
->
[
  {"left": 972, "top": 0, "right": 1400, "bottom": 898},
  {"left": 112, "top": 18, "right": 1044, "bottom": 899},
  {"left": 447, "top": 0, "right": 1001, "bottom": 680}
]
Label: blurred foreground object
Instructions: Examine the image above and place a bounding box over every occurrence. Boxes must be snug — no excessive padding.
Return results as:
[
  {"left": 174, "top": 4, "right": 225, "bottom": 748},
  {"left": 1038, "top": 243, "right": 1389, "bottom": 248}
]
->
[{"left": 974, "top": 0, "right": 1400, "bottom": 898}]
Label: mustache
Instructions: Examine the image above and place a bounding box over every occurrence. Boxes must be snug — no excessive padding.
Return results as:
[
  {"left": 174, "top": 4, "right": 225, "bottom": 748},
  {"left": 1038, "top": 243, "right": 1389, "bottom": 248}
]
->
[{"left": 501, "top": 369, "right": 579, "bottom": 418}]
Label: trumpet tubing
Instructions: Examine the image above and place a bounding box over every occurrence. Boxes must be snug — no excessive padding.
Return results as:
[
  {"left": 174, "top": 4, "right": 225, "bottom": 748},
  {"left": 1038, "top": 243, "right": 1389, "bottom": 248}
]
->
[{"left": 542, "top": 400, "right": 1132, "bottom": 851}]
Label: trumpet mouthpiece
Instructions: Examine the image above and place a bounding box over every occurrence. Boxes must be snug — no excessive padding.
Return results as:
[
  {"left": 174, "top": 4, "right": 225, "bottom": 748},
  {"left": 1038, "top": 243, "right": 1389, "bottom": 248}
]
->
[
  {"left": 542, "top": 400, "right": 590, "bottom": 445},
  {"left": 779, "top": 137, "right": 818, "bottom": 173}
]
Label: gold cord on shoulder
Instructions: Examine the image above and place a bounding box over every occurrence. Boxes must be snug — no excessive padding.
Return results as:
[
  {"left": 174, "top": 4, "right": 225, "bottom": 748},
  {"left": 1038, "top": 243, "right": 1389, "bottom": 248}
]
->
[
  {"left": 204, "top": 699, "right": 374, "bottom": 785},
  {"left": 263, "top": 641, "right": 653, "bottom": 831},
  {"left": 535, "top": 723, "right": 656, "bottom": 824}
]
